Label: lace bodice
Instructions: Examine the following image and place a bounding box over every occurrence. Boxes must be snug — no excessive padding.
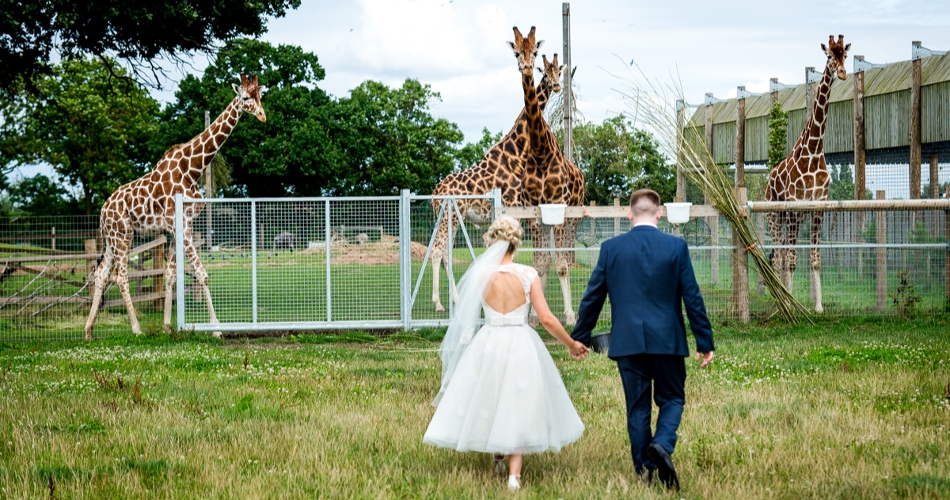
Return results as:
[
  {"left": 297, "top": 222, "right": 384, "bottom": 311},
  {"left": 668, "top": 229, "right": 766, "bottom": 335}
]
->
[{"left": 482, "top": 263, "right": 537, "bottom": 326}]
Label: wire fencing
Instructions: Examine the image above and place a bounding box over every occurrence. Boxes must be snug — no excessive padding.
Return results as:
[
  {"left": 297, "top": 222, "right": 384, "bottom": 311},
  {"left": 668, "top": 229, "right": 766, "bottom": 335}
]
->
[
  {"left": 0, "top": 215, "right": 166, "bottom": 341},
  {"left": 0, "top": 194, "right": 947, "bottom": 341}
]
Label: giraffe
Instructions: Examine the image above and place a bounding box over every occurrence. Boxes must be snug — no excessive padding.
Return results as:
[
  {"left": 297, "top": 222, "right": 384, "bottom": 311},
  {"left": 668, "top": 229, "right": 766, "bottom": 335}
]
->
[
  {"left": 514, "top": 30, "right": 586, "bottom": 326},
  {"left": 765, "top": 35, "right": 850, "bottom": 314},
  {"left": 84, "top": 73, "right": 266, "bottom": 340},
  {"left": 428, "top": 30, "right": 560, "bottom": 312}
]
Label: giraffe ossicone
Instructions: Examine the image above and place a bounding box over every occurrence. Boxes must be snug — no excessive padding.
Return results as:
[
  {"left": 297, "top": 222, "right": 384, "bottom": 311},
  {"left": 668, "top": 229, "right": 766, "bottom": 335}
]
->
[
  {"left": 765, "top": 35, "right": 850, "bottom": 314},
  {"left": 84, "top": 73, "right": 266, "bottom": 340}
]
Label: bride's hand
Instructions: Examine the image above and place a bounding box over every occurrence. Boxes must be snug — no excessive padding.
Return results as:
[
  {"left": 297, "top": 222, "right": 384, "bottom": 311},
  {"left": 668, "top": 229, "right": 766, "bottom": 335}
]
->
[{"left": 568, "top": 341, "right": 589, "bottom": 360}]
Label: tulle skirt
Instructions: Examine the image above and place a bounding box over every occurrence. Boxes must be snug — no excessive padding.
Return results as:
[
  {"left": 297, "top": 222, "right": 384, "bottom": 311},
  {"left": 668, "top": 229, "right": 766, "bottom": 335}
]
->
[{"left": 423, "top": 324, "right": 585, "bottom": 454}]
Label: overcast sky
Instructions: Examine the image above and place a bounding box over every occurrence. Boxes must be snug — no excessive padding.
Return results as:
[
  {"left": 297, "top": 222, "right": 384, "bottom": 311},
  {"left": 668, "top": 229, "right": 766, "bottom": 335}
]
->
[
  {"left": 255, "top": 0, "right": 950, "bottom": 142},
  {"left": 10, "top": 0, "right": 950, "bottom": 183}
]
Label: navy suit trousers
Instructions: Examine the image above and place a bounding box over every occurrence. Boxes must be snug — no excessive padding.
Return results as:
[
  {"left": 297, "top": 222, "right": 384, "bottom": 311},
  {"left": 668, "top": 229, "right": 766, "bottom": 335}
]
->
[{"left": 615, "top": 354, "right": 686, "bottom": 475}]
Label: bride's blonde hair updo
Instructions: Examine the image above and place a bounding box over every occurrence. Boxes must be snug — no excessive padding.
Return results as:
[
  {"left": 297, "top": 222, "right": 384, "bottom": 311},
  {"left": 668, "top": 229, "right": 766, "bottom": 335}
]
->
[{"left": 483, "top": 215, "right": 523, "bottom": 253}]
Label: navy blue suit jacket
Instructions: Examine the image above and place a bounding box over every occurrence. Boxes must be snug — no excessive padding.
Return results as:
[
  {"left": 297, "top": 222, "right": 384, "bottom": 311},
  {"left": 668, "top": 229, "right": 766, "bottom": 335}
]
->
[{"left": 571, "top": 225, "right": 714, "bottom": 358}]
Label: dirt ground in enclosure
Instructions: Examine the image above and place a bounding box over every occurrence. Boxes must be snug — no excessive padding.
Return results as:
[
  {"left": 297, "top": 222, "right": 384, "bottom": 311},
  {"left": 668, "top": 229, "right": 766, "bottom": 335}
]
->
[
  {"left": 188, "top": 241, "right": 467, "bottom": 268},
  {"left": 300, "top": 241, "right": 464, "bottom": 266}
]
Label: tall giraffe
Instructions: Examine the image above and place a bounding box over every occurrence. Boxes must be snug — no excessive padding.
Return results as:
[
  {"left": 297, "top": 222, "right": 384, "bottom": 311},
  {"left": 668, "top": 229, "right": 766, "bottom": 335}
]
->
[
  {"left": 514, "top": 31, "right": 585, "bottom": 325},
  {"left": 766, "top": 35, "right": 850, "bottom": 313},
  {"left": 84, "top": 73, "right": 266, "bottom": 339},
  {"left": 428, "top": 34, "right": 560, "bottom": 312}
]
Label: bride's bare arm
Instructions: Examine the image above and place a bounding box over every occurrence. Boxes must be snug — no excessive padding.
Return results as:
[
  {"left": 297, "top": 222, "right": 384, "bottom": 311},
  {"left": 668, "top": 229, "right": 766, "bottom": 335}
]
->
[{"left": 529, "top": 277, "right": 588, "bottom": 359}]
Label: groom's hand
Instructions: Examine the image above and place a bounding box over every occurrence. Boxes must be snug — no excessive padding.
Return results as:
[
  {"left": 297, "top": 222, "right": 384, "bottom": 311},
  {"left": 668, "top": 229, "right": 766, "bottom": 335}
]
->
[
  {"left": 695, "top": 351, "right": 714, "bottom": 368},
  {"left": 569, "top": 341, "right": 589, "bottom": 360}
]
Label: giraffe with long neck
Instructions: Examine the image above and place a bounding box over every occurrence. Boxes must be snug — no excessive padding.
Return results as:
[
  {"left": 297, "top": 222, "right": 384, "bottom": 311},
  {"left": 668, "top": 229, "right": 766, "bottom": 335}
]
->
[
  {"left": 765, "top": 35, "right": 850, "bottom": 313},
  {"left": 513, "top": 27, "right": 586, "bottom": 325},
  {"left": 428, "top": 42, "right": 561, "bottom": 312},
  {"left": 84, "top": 73, "right": 266, "bottom": 339}
]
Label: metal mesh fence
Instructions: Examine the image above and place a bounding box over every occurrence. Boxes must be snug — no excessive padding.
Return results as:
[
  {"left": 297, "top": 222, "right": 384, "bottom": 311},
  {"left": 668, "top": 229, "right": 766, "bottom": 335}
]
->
[
  {"left": 178, "top": 197, "right": 403, "bottom": 331},
  {"left": 1, "top": 196, "right": 947, "bottom": 340},
  {"left": 0, "top": 215, "right": 167, "bottom": 341},
  {"left": 506, "top": 206, "right": 947, "bottom": 322}
]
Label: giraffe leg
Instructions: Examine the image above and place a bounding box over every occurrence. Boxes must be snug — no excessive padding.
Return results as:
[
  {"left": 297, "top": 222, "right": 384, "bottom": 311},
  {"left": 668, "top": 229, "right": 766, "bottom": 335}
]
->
[
  {"left": 554, "top": 222, "right": 575, "bottom": 326},
  {"left": 431, "top": 201, "right": 450, "bottom": 313},
  {"left": 431, "top": 250, "right": 445, "bottom": 313},
  {"left": 810, "top": 211, "right": 825, "bottom": 313},
  {"left": 163, "top": 245, "right": 176, "bottom": 332},
  {"left": 113, "top": 245, "right": 143, "bottom": 335},
  {"left": 765, "top": 212, "right": 784, "bottom": 292},
  {"left": 84, "top": 248, "right": 116, "bottom": 341},
  {"left": 785, "top": 212, "right": 804, "bottom": 293},
  {"left": 527, "top": 219, "right": 549, "bottom": 327},
  {"left": 184, "top": 230, "right": 221, "bottom": 337}
]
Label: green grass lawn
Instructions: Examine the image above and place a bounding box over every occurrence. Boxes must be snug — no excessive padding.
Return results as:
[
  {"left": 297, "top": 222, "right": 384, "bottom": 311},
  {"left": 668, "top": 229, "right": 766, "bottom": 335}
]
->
[{"left": 1, "top": 316, "right": 949, "bottom": 499}]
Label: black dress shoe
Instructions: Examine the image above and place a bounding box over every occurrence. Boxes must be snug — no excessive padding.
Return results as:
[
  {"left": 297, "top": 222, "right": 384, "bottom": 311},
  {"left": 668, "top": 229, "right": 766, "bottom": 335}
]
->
[{"left": 647, "top": 442, "right": 680, "bottom": 491}]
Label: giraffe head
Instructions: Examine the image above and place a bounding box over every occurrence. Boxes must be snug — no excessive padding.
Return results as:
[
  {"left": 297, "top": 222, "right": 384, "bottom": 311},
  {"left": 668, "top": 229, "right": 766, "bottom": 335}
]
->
[
  {"left": 507, "top": 26, "right": 543, "bottom": 76},
  {"left": 540, "top": 54, "right": 563, "bottom": 93},
  {"left": 231, "top": 73, "right": 267, "bottom": 123},
  {"left": 821, "top": 35, "right": 851, "bottom": 80}
]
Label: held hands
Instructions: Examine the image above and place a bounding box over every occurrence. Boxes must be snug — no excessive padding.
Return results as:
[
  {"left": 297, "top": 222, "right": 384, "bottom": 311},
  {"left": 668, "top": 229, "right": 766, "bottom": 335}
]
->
[
  {"left": 694, "top": 351, "right": 714, "bottom": 368},
  {"left": 568, "top": 341, "right": 589, "bottom": 360}
]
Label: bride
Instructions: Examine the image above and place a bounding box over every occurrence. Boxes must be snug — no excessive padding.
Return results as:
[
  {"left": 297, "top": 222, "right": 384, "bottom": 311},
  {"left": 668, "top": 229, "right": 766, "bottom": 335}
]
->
[{"left": 423, "top": 215, "right": 588, "bottom": 491}]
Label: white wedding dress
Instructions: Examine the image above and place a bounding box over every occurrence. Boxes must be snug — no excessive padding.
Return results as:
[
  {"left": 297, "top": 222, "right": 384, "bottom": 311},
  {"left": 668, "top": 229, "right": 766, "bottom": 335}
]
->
[{"left": 423, "top": 263, "right": 585, "bottom": 454}]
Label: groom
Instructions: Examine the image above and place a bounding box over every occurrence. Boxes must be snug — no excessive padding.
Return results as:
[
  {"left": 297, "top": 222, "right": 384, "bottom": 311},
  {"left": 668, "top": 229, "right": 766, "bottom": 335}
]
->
[{"left": 571, "top": 189, "right": 714, "bottom": 490}]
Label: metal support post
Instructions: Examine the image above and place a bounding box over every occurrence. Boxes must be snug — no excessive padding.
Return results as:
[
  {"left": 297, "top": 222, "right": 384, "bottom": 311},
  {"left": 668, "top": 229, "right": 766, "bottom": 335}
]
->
[
  {"left": 400, "top": 190, "right": 411, "bottom": 330},
  {"left": 175, "top": 193, "right": 185, "bottom": 330},
  {"left": 251, "top": 200, "right": 258, "bottom": 323},
  {"left": 325, "top": 199, "right": 332, "bottom": 322}
]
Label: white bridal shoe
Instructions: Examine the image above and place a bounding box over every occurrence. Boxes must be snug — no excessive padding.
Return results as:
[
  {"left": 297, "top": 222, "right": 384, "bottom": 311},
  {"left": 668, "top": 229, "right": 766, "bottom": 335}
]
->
[
  {"left": 508, "top": 475, "right": 521, "bottom": 491},
  {"left": 493, "top": 455, "right": 506, "bottom": 475}
]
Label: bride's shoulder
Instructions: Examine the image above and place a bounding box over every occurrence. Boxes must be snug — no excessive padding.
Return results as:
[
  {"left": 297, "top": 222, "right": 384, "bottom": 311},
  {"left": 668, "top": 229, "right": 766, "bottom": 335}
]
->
[{"left": 514, "top": 263, "right": 538, "bottom": 279}]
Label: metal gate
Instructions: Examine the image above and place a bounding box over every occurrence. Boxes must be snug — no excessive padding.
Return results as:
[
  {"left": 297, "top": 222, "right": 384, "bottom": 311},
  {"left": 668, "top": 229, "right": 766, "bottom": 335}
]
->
[{"left": 173, "top": 191, "right": 499, "bottom": 333}]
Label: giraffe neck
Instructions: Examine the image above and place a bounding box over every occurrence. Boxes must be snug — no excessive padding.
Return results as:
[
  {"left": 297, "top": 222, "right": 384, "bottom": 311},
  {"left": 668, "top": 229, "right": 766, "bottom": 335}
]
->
[
  {"left": 536, "top": 77, "right": 551, "bottom": 113},
  {"left": 803, "top": 58, "right": 837, "bottom": 144},
  {"left": 522, "top": 70, "right": 558, "bottom": 164},
  {"left": 178, "top": 96, "right": 244, "bottom": 186}
]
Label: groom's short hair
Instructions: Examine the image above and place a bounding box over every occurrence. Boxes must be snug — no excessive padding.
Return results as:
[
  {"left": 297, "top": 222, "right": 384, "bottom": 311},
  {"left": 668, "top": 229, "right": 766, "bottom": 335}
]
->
[{"left": 629, "top": 189, "right": 661, "bottom": 218}]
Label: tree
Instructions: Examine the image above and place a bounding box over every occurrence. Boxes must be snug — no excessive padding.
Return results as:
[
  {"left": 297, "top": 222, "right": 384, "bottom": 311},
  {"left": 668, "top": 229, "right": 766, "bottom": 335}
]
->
[
  {"left": 153, "top": 38, "right": 344, "bottom": 197},
  {"left": 828, "top": 164, "right": 854, "bottom": 200},
  {"left": 454, "top": 128, "right": 503, "bottom": 172},
  {"left": 767, "top": 102, "right": 788, "bottom": 170},
  {"left": 0, "top": 58, "right": 160, "bottom": 214},
  {"left": 333, "top": 80, "right": 464, "bottom": 196},
  {"left": 570, "top": 116, "right": 674, "bottom": 205},
  {"left": 0, "top": 0, "right": 301, "bottom": 96},
  {"left": 7, "top": 174, "right": 80, "bottom": 216}
]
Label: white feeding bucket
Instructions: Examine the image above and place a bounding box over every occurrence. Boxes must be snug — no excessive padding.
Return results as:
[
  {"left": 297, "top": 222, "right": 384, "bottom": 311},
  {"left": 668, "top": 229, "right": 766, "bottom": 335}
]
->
[
  {"left": 664, "top": 202, "right": 692, "bottom": 224},
  {"left": 539, "top": 204, "right": 567, "bottom": 225}
]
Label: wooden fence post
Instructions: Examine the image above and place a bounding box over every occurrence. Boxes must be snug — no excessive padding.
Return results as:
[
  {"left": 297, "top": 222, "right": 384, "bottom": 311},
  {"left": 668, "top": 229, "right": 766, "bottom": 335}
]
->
[
  {"left": 704, "top": 95, "right": 719, "bottom": 285},
  {"left": 733, "top": 188, "right": 750, "bottom": 322},
  {"left": 910, "top": 42, "right": 922, "bottom": 207},
  {"left": 84, "top": 238, "right": 98, "bottom": 274},
  {"left": 930, "top": 154, "right": 939, "bottom": 199},
  {"left": 853, "top": 57, "right": 868, "bottom": 283},
  {"left": 735, "top": 88, "right": 746, "bottom": 190},
  {"left": 876, "top": 190, "right": 887, "bottom": 311},
  {"left": 51, "top": 227, "right": 56, "bottom": 251}
]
